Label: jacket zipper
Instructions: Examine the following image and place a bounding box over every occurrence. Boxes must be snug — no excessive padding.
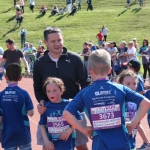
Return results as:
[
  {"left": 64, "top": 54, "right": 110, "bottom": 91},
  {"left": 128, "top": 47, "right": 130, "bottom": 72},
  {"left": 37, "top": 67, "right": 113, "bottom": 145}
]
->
[{"left": 56, "top": 62, "right": 58, "bottom": 76}]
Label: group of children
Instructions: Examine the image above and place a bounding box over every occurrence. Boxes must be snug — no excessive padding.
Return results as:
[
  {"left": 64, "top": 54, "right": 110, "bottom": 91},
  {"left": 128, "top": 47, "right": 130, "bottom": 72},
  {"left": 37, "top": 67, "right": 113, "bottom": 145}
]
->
[{"left": 0, "top": 49, "right": 150, "bottom": 150}]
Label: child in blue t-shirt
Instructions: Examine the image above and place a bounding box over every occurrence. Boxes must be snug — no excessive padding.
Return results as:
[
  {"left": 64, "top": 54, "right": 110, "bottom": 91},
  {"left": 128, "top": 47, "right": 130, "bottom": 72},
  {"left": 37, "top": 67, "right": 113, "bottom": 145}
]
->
[
  {"left": 0, "top": 63, "right": 34, "bottom": 150},
  {"left": 63, "top": 50, "right": 150, "bottom": 150},
  {"left": 117, "top": 70, "right": 138, "bottom": 150},
  {"left": 39, "top": 77, "right": 82, "bottom": 150},
  {"left": 127, "top": 59, "right": 150, "bottom": 149}
]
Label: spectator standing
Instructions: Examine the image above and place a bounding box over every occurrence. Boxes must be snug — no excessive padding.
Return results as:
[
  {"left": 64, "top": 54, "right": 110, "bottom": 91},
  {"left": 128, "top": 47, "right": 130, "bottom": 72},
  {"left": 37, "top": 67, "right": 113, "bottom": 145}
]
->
[
  {"left": 78, "top": 0, "right": 82, "bottom": 10},
  {"left": 126, "top": 0, "right": 130, "bottom": 8},
  {"left": 0, "top": 39, "right": 30, "bottom": 74},
  {"left": 80, "top": 42, "right": 91, "bottom": 74},
  {"left": 29, "top": 0, "right": 35, "bottom": 13},
  {"left": 118, "top": 41, "right": 128, "bottom": 70},
  {"left": 87, "top": 0, "right": 93, "bottom": 11},
  {"left": 102, "top": 25, "right": 109, "bottom": 42},
  {"left": 133, "top": 38, "right": 139, "bottom": 52},
  {"left": 15, "top": 8, "right": 23, "bottom": 26},
  {"left": 33, "top": 26, "right": 90, "bottom": 150},
  {"left": 19, "top": 0, "right": 24, "bottom": 13},
  {"left": 20, "top": 27, "right": 27, "bottom": 48},
  {"left": 125, "top": 41, "right": 138, "bottom": 61},
  {"left": 66, "top": 0, "right": 72, "bottom": 13},
  {"left": 96, "top": 30, "right": 104, "bottom": 47},
  {"left": 139, "top": 0, "right": 144, "bottom": 7},
  {"left": 139, "top": 39, "right": 149, "bottom": 82}
]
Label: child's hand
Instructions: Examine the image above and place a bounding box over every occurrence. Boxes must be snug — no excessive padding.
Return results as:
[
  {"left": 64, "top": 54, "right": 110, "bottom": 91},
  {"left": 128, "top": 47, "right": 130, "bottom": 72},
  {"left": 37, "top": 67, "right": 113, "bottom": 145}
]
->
[
  {"left": 126, "top": 122, "right": 134, "bottom": 134},
  {"left": 59, "top": 127, "right": 72, "bottom": 141},
  {"left": 45, "top": 139, "right": 55, "bottom": 150},
  {"left": 82, "top": 126, "right": 93, "bottom": 140}
]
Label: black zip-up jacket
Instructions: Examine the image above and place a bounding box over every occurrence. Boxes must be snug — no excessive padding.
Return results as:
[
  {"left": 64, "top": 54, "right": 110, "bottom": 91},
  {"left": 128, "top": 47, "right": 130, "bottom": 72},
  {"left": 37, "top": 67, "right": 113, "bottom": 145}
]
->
[{"left": 33, "top": 47, "right": 90, "bottom": 103}]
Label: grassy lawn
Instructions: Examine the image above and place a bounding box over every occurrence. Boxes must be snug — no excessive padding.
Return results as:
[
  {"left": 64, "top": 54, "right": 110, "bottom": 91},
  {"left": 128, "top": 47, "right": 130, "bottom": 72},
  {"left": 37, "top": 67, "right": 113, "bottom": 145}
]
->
[{"left": 0, "top": 0, "right": 149, "bottom": 73}]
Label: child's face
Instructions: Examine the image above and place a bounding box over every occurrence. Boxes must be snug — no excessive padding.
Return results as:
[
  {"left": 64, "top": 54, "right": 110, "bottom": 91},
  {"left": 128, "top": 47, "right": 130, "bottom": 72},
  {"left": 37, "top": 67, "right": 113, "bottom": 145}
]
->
[
  {"left": 122, "top": 76, "right": 137, "bottom": 91},
  {"left": 46, "top": 83, "right": 63, "bottom": 103}
]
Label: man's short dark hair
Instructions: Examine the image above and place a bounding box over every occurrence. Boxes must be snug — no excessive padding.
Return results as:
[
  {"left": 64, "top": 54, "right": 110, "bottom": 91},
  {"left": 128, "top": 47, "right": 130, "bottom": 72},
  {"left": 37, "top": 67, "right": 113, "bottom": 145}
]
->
[
  {"left": 5, "top": 39, "right": 14, "bottom": 45},
  {"left": 6, "top": 63, "right": 22, "bottom": 81},
  {"left": 44, "top": 26, "right": 62, "bottom": 41}
]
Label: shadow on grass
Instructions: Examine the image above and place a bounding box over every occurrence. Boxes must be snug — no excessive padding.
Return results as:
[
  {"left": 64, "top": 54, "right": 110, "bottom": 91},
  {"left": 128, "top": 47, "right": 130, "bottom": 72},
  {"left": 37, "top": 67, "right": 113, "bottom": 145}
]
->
[
  {"left": 35, "top": 13, "right": 45, "bottom": 19},
  {"left": 130, "top": 0, "right": 137, "bottom": 7},
  {"left": 53, "top": 14, "right": 67, "bottom": 22},
  {"left": 6, "top": 15, "right": 16, "bottom": 23},
  {"left": 132, "top": 8, "right": 142, "bottom": 13},
  {"left": 2, "top": 26, "right": 19, "bottom": 38},
  {"left": 117, "top": 9, "right": 127, "bottom": 17},
  {"left": 1, "top": 7, "right": 14, "bottom": 13}
]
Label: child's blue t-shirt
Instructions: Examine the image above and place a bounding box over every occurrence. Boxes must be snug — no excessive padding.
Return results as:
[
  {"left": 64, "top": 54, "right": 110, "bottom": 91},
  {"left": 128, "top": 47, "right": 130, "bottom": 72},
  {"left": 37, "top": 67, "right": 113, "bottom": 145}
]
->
[
  {"left": 0, "top": 86, "right": 34, "bottom": 149},
  {"left": 144, "top": 90, "right": 150, "bottom": 114},
  {"left": 65, "top": 80, "right": 145, "bottom": 150},
  {"left": 136, "top": 74, "right": 144, "bottom": 93},
  {"left": 39, "top": 99, "right": 82, "bottom": 150},
  {"left": 125, "top": 102, "right": 137, "bottom": 149}
]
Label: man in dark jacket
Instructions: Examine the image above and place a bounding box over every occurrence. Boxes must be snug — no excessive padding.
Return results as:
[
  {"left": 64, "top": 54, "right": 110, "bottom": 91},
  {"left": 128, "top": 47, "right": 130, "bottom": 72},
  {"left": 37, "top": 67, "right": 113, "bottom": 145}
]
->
[{"left": 33, "top": 26, "right": 90, "bottom": 150}]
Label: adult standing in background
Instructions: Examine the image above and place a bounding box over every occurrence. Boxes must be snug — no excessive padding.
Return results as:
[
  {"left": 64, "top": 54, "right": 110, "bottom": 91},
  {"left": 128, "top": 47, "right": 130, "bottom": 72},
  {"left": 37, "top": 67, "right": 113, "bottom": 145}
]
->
[
  {"left": 20, "top": 27, "right": 27, "bottom": 48},
  {"left": 66, "top": 0, "right": 72, "bottom": 13},
  {"left": 87, "top": 0, "right": 93, "bottom": 11},
  {"left": 139, "top": 39, "right": 149, "bottom": 82},
  {"left": 78, "top": 0, "right": 82, "bottom": 10},
  {"left": 96, "top": 30, "right": 104, "bottom": 47},
  {"left": 19, "top": 0, "right": 24, "bottom": 13},
  {"left": 33, "top": 26, "right": 90, "bottom": 150},
  {"left": 102, "top": 25, "right": 109, "bottom": 42},
  {"left": 29, "top": 0, "right": 35, "bottom": 13},
  {"left": 0, "top": 39, "right": 30, "bottom": 74},
  {"left": 133, "top": 38, "right": 139, "bottom": 52}
]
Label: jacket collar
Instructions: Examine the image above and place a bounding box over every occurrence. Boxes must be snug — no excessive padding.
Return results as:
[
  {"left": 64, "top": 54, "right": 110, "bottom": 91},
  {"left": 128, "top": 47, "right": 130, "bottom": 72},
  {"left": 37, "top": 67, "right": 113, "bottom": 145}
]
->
[{"left": 44, "top": 47, "right": 68, "bottom": 61}]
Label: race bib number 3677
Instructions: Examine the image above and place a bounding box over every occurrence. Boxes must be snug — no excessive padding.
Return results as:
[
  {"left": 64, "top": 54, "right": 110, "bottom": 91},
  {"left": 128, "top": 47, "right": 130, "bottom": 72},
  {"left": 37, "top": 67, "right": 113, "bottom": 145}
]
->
[{"left": 91, "top": 104, "right": 122, "bottom": 130}]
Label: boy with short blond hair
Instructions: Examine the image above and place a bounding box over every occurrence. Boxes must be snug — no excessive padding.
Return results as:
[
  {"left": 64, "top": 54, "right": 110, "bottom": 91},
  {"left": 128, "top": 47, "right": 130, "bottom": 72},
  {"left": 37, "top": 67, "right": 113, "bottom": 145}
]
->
[{"left": 63, "top": 50, "right": 150, "bottom": 150}]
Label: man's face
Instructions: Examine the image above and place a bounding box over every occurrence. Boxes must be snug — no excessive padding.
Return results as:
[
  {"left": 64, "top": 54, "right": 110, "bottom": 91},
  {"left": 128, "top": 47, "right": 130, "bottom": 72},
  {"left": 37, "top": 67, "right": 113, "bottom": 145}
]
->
[
  {"left": 6, "top": 43, "right": 13, "bottom": 50},
  {"left": 44, "top": 32, "right": 64, "bottom": 55}
]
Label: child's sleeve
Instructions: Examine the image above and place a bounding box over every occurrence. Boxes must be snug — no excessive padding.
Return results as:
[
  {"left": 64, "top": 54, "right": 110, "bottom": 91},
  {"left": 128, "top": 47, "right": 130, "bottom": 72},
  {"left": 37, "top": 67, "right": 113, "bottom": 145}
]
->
[
  {"left": 65, "top": 91, "right": 84, "bottom": 115},
  {"left": 124, "top": 86, "right": 145, "bottom": 105},
  {"left": 25, "top": 92, "right": 34, "bottom": 111},
  {"left": 39, "top": 113, "right": 47, "bottom": 125}
]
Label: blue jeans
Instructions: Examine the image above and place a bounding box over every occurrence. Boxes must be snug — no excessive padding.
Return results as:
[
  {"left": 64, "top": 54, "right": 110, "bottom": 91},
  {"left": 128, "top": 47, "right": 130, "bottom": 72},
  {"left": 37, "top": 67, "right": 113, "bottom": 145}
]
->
[
  {"left": 4, "top": 143, "right": 32, "bottom": 150},
  {"left": 98, "top": 40, "right": 103, "bottom": 47}
]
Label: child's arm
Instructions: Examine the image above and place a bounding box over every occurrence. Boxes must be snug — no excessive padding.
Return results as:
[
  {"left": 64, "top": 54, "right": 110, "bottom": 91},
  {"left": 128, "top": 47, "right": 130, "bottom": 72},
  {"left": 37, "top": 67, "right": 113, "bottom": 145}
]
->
[
  {"left": 126, "top": 98, "right": 150, "bottom": 133},
  {"left": 27, "top": 109, "right": 34, "bottom": 117},
  {"left": 63, "top": 110, "right": 93, "bottom": 139},
  {"left": 40, "top": 125, "right": 55, "bottom": 150}
]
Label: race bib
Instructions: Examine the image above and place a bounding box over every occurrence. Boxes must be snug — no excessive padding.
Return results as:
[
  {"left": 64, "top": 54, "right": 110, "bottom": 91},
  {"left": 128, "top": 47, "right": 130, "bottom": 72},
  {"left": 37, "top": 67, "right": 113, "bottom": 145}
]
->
[
  {"left": 91, "top": 104, "right": 122, "bottom": 130},
  {"left": 47, "top": 116, "right": 70, "bottom": 134},
  {"left": 0, "top": 68, "right": 4, "bottom": 73}
]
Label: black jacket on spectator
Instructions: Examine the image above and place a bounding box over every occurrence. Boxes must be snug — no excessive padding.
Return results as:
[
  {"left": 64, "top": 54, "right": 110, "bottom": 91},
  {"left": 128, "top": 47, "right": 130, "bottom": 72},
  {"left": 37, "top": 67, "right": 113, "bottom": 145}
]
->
[{"left": 33, "top": 47, "right": 90, "bottom": 102}]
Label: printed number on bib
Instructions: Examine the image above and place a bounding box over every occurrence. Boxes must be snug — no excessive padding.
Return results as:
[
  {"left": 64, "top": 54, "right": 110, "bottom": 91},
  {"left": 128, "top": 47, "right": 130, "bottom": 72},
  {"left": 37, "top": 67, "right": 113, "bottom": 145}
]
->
[{"left": 91, "top": 104, "right": 122, "bottom": 130}]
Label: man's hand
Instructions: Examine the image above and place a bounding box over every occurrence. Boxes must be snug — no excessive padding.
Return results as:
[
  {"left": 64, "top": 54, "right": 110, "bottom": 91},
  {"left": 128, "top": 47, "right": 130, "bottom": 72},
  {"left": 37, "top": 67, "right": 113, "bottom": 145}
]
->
[
  {"left": 82, "top": 126, "right": 93, "bottom": 140},
  {"left": 45, "top": 139, "right": 55, "bottom": 150},
  {"left": 37, "top": 100, "right": 47, "bottom": 114},
  {"left": 59, "top": 127, "right": 72, "bottom": 141}
]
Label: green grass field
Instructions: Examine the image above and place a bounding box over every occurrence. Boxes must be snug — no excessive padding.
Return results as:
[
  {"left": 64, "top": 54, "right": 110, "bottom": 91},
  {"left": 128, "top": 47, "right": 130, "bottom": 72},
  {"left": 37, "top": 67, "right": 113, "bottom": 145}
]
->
[{"left": 0, "top": 0, "right": 149, "bottom": 73}]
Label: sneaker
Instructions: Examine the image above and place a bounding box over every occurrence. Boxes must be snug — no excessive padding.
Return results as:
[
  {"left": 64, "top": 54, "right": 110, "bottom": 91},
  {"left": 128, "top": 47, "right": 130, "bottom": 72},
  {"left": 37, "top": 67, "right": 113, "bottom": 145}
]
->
[{"left": 137, "top": 143, "right": 150, "bottom": 150}]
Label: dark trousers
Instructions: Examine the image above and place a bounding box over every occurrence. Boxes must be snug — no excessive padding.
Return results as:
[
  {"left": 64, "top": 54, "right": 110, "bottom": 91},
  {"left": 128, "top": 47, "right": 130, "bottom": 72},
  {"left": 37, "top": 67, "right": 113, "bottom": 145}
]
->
[
  {"left": 143, "top": 64, "right": 150, "bottom": 80},
  {"left": 78, "top": 3, "right": 81, "bottom": 10},
  {"left": 30, "top": 5, "right": 34, "bottom": 12},
  {"left": 104, "top": 35, "right": 107, "bottom": 42},
  {"left": 21, "top": 6, "right": 24, "bottom": 13},
  {"left": 21, "top": 36, "right": 26, "bottom": 48}
]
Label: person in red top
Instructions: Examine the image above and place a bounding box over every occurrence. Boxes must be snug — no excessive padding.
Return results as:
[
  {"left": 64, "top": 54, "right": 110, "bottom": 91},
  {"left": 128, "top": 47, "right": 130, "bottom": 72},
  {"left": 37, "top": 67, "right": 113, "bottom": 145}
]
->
[{"left": 96, "top": 30, "right": 104, "bottom": 47}]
